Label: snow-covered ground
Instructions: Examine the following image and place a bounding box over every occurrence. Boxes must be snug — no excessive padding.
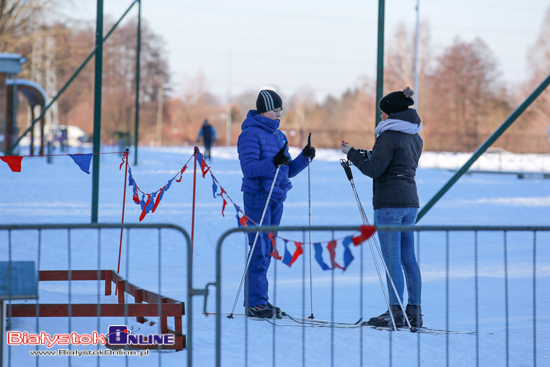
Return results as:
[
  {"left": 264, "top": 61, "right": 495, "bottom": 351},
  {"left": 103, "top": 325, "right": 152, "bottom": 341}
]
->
[{"left": 1, "top": 145, "right": 549, "bottom": 366}]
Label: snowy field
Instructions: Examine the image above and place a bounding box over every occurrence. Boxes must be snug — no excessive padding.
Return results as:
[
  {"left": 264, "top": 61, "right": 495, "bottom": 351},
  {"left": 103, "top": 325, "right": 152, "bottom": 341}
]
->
[{"left": 1, "top": 145, "right": 549, "bottom": 367}]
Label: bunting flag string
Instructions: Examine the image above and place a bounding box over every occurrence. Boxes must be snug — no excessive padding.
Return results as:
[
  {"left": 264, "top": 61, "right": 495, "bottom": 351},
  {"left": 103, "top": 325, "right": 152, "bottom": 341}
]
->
[
  {"left": 204, "top": 159, "right": 377, "bottom": 271},
  {"left": 196, "top": 152, "right": 210, "bottom": 178},
  {"left": 126, "top": 153, "right": 193, "bottom": 221},
  {"left": 327, "top": 240, "right": 345, "bottom": 270},
  {"left": 124, "top": 148, "right": 375, "bottom": 271},
  {"left": 282, "top": 240, "right": 293, "bottom": 266},
  {"left": 269, "top": 232, "right": 282, "bottom": 260},
  {"left": 69, "top": 154, "right": 93, "bottom": 174},
  {"left": 0, "top": 151, "right": 124, "bottom": 173},
  {"left": 342, "top": 236, "right": 355, "bottom": 270},
  {"left": 282, "top": 241, "right": 303, "bottom": 267},
  {"left": 314, "top": 243, "right": 331, "bottom": 271},
  {"left": 0, "top": 156, "right": 23, "bottom": 172},
  {"left": 234, "top": 204, "right": 248, "bottom": 227}
]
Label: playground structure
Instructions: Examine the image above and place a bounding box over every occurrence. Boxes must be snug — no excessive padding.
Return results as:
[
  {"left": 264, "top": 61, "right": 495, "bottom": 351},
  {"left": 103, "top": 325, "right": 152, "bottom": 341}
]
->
[{"left": 9, "top": 269, "right": 186, "bottom": 351}]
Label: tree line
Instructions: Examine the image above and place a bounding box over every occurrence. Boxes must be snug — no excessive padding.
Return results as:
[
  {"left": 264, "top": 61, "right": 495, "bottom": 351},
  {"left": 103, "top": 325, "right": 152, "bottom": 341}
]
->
[{"left": 3, "top": 2, "right": 549, "bottom": 153}]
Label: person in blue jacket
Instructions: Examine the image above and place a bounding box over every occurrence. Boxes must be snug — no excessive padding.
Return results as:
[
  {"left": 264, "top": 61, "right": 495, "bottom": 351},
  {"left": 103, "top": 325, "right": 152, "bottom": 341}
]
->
[
  {"left": 196, "top": 119, "right": 217, "bottom": 160},
  {"left": 238, "top": 89, "right": 316, "bottom": 318}
]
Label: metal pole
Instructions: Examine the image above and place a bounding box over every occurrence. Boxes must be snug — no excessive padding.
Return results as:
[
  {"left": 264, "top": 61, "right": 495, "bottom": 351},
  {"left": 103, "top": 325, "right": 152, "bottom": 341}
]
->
[
  {"left": 416, "top": 73, "right": 550, "bottom": 222},
  {"left": 413, "top": 0, "right": 420, "bottom": 111},
  {"left": 375, "top": 0, "right": 385, "bottom": 129},
  {"left": 134, "top": 0, "right": 141, "bottom": 166},
  {"left": 12, "top": 76, "right": 18, "bottom": 155},
  {"left": 6, "top": 0, "right": 138, "bottom": 155},
  {"left": 192, "top": 147, "right": 198, "bottom": 251},
  {"left": 116, "top": 150, "right": 129, "bottom": 288},
  {"left": 226, "top": 49, "right": 232, "bottom": 147},
  {"left": 91, "top": 0, "right": 104, "bottom": 223},
  {"left": 156, "top": 85, "right": 163, "bottom": 146}
]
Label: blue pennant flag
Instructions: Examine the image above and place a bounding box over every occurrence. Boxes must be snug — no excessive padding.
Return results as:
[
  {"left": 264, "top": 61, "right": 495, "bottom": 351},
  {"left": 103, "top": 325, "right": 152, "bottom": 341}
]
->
[
  {"left": 282, "top": 240, "right": 292, "bottom": 266},
  {"left": 145, "top": 192, "right": 156, "bottom": 213},
  {"left": 140, "top": 194, "right": 146, "bottom": 209},
  {"left": 211, "top": 173, "right": 220, "bottom": 198},
  {"left": 69, "top": 154, "right": 93, "bottom": 174},
  {"left": 166, "top": 178, "right": 174, "bottom": 191},
  {"left": 342, "top": 236, "right": 355, "bottom": 270},
  {"left": 314, "top": 243, "right": 330, "bottom": 270},
  {"left": 128, "top": 168, "right": 135, "bottom": 186}
]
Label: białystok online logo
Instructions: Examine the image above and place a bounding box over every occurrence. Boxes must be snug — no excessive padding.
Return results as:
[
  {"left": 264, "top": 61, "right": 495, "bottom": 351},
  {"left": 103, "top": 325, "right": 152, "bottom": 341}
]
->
[
  {"left": 107, "top": 325, "right": 174, "bottom": 346},
  {"left": 8, "top": 325, "right": 175, "bottom": 347}
]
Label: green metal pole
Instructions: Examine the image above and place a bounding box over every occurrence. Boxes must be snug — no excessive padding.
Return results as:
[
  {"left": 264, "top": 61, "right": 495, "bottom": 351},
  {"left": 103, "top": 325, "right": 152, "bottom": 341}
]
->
[
  {"left": 416, "top": 73, "right": 550, "bottom": 223},
  {"left": 375, "top": 0, "right": 385, "bottom": 129},
  {"left": 134, "top": 0, "right": 141, "bottom": 166},
  {"left": 6, "top": 0, "right": 137, "bottom": 156},
  {"left": 91, "top": 0, "right": 104, "bottom": 223}
]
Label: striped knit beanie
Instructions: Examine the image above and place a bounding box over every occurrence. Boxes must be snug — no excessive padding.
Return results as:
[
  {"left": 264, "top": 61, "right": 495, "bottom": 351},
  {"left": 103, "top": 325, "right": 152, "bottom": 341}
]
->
[{"left": 256, "top": 90, "right": 282, "bottom": 114}]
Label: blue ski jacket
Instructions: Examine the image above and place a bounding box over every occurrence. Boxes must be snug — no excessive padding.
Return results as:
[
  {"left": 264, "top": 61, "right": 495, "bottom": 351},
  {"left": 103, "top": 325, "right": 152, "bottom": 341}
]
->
[{"left": 237, "top": 110, "right": 309, "bottom": 202}]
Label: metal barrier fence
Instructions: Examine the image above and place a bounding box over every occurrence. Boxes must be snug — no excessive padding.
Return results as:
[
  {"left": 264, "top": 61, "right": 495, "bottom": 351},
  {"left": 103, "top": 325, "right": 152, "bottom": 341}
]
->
[
  {"left": 214, "top": 225, "right": 550, "bottom": 367},
  {"left": 0, "top": 223, "right": 192, "bottom": 367}
]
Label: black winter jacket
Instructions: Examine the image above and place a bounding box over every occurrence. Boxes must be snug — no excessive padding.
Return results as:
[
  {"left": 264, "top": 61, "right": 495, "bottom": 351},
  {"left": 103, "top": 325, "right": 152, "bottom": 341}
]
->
[{"left": 347, "top": 113, "right": 423, "bottom": 210}]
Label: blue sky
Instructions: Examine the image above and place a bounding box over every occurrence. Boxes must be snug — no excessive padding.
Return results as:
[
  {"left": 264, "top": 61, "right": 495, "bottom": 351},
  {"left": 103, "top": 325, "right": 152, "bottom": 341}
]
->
[{"left": 71, "top": 0, "right": 549, "bottom": 102}]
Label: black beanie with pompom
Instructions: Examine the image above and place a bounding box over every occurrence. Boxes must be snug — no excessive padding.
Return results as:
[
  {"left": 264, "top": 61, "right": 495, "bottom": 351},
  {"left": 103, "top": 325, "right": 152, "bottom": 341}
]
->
[{"left": 379, "top": 87, "right": 415, "bottom": 114}]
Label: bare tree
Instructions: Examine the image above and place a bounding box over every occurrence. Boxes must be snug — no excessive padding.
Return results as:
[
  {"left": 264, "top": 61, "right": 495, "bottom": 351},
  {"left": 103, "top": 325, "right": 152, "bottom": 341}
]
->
[
  {"left": 385, "top": 20, "right": 432, "bottom": 119},
  {"left": 427, "top": 38, "right": 508, "bottom": 151},
  {"left": 520, "top": 6, "right": 550, "bottom": 152},
  {"left": 0, "top": 0, "right": 56, "bottom": 52}
]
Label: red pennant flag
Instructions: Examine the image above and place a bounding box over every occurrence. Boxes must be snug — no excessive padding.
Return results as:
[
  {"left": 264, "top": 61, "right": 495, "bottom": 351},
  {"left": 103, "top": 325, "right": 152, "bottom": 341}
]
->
[
  {"left": 327, "top": 240, "right": 344, "bottom": 270},
  {"left": 139, "top": 194, "right": 152, "bottom": 222},
  {"left": 152, "top": 186, "right": 165, "bottom": 213},
  {"left": 269, "top": 232, "right": 282, "bottom": 260},
  {"left": 221, "top": 197, "right": 227, "bottom": 217},
  {"left": 1, "top": 156, "right": 23, "bottom": 172},
  {"left": 288, "top": 241, "right": 303, "bottom": 267},
  {"left": 352, "top": 225, "right": 377, "bottom": 246},
  {"left": 119, "top": 151, "right": 128, "bottom": 170},
  {"left": 239, "top": 214, "right": 249, "bottom": 227},
  {"left": 175, "top": 165, "right": 187, "bottom": 182}
]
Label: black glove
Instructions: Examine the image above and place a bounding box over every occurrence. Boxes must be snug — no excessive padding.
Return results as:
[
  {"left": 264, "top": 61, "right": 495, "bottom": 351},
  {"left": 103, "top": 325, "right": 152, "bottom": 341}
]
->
[
  {"left": 302, "top": 132, "right": 315, "bottom": 159},
  {"left": 273, "top": 142, "right": 290, "bottom": 166}
]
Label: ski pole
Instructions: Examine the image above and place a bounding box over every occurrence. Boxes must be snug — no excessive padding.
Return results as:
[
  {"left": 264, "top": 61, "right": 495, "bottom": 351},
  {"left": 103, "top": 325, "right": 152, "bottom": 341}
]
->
[
  {"left": 341, "top": 159, "right": 412, "bottom": 330},
  {"left": 342, "top": 159, "right": 413, "bottom": 329},
  {"left": 307, "top": 156, "right": 315, "bottom": 319},
  {"left": 229, "top": 165, "right": 281, "bottom": 318},
  {"left": 306, "top": 133, "right": 315, "bottom": 319}
]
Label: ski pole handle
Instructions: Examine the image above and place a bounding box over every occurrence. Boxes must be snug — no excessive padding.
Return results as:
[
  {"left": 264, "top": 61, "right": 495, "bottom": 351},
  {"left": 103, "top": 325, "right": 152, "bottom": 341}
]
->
[{"left": 340, "top": 159, "right": 354, "bottom": 181}]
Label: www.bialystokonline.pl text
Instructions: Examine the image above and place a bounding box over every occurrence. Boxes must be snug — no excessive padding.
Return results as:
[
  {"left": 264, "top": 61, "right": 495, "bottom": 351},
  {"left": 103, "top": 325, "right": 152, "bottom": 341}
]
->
[{"left": 28, "top": 349, "right": 150, "bottom": 357}]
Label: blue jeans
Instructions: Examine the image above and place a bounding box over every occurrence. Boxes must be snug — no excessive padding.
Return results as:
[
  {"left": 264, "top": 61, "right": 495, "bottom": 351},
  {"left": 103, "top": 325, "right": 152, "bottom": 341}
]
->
[
  {"left": 375, "top": 207, "right": 421, "bottom": 306},
  {"left": 243, "top": 192, "right": 284, "bottom": 307}
]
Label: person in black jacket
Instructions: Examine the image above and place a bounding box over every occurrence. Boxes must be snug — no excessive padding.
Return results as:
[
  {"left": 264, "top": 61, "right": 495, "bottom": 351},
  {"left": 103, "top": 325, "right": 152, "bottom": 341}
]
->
[{"left": 341, "top": 87, "right": 423, "bottom": 328}]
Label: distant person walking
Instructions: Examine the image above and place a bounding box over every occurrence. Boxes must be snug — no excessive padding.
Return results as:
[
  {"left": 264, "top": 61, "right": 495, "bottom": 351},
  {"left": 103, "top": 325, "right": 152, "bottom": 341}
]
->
[
  {"left": 341, "top": 87, "right": 424, "bottom": 328},
  {"left": 197, "top": 119, "right": 217, "bottom": 160}
]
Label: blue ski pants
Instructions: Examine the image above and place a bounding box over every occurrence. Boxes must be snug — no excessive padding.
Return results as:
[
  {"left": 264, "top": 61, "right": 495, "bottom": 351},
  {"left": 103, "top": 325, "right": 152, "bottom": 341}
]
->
[{"left": 243, "top": 192, "right": 284, "bottom": 307}]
